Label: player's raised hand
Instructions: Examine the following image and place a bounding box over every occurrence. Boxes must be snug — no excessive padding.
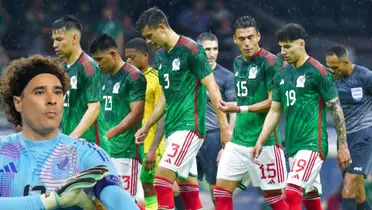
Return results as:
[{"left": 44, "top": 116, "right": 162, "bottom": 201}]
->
[
  {"left": 218, "top": 100, "right": 238, "bottom": 113},
  {"left": 337, "top": 144, "right": 351, "bottom": 171},
  {"left": 134, "top": 127, "right": 149, "bottom": 145},
  {"left": 251, "top": 143, "right": 263, "bottom": 163},
  {"left": 220, "top": 128, "right": 232, "bottom": 147}
]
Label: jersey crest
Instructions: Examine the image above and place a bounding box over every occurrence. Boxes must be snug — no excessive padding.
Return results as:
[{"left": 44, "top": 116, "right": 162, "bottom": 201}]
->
[
  {"left": 70, "top": 76, "right": 78, "bottom": 89},
  {"left": 351, "top": 87, "right": 363, "bottom": 102},
  {"left": 172, "top": 57, "right": 181, "bottom": 71},
  {"left": 296, "top": 75, "right": 306, "bottom": 88},
  {"left": 113, "top": 82, "right": 120, "bottom": 94},
  {"left": 248, "top": 66, "right": 258, "bottom": 79}
]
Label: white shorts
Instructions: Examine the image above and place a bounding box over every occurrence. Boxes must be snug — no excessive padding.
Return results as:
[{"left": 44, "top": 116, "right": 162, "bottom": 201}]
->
[
  {"left": 287, "top": 150, "right": 323, "bottom": 194},
  {"left": 160, "top": 130, "right": 203, "bottom": 180},
  {"left": 111, "top": 158, "right": 144, "bottom": 202},
  {"left": 217, "top": 142, "right": 287, "bottom": 190}
]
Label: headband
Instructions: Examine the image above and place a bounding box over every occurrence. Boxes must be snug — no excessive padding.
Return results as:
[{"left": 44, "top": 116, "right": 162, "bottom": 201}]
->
[{"left": 16, "top": 64, "right": 64, "bottom": 96}]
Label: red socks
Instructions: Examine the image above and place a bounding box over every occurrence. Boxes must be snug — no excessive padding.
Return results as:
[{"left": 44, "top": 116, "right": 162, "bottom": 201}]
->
[
  {"left": 214, "top": 187, "right": 233, "bottom": 210},
  {"left": 153, "top": 176, "right": 174, "bottom": 209},
  {"left": 264, "top": 194, "right": 289, "bottom": 210},
  {"left": 303, "top": 191, "right": 322, "bottom": 210},
  {"left": 179, "top": 184, "right": 203, "bottom": 210},
  {"left": 285, "top": 184, "right": 304, "bottom": 210}
]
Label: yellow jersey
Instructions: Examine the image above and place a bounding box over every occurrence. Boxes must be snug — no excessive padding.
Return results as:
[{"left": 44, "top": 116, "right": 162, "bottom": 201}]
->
[{"left": 143, "top": 67, "right": 165, "bottom": 155}]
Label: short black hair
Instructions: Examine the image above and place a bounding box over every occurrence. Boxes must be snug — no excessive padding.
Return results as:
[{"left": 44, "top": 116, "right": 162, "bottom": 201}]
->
[
  {"left": 276, "top": 23, "right": 308, "bottom": 42},
  {"left": 326, "top": 45, "right": 348, "bottom": 59},
  {"left": 89, "top": 33, "right": 118, "bottom": 54},
  {"left": 233, "top": 16, "right": 259, "bottom": 33},
  {"left": 197, "top": 32, "right": 218, "bottom": 43},
  {"left": 52, "top": 15, "right": 83, "bottom": 32},
  {"left": 126, "top": 38, "right": 149, "bottom": 53},
  {"left": 136, "top": 7, "right": 170, "bottom": 31}
]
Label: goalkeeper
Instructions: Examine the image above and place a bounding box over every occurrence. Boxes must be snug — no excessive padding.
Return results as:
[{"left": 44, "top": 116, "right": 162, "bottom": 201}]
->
[{"left": 0, "top": 55, "right": 138, "bottom": 209}]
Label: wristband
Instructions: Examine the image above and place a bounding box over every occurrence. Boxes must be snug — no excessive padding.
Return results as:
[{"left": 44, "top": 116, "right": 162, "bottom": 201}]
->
[{"left": 238, "top": 106, "right": 249, "bottom": 113}]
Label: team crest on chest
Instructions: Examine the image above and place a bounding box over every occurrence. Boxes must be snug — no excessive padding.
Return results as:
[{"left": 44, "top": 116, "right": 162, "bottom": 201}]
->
[
  {"left": 296, "top": 75, "right": 306, "bottom": 88},
  {"left": 351, "top": 87, "right": 363, "bottom": 102},
  {"left": 113, "top": 82, "right": 120, "bottom": 94},
  {"left": 248, "top": 67, "right": 258, "bottom": 79},
  {"left": 172, "top": 58, "right": 180, "bottom": 71},
  {"left": 70, "top": 76, "right": 77, "bottom": 89}
]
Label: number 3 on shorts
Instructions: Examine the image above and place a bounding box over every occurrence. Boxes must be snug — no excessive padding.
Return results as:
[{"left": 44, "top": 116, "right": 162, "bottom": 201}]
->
[{"left": 168, "top": 143, "right": 180, "bottom": 158}]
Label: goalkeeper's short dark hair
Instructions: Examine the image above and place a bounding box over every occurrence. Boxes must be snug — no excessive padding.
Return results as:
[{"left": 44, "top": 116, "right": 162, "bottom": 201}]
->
[
  {"left": 136, "top": 7, "right": 170, "bottom": 31},
  {"left": 197, "top": 32, "right": 218, "bottom": 43},
  {"left": 126, "top": 38, "right": 149, "bottom": 53},
  {"left": 53, "top": 15, "right": 83, "bottom": 32},
  {"left": 233, "top": 16, "right": 259, "bottom": 33},
  {"left": 276, "top": 23, "right": 308, "bottom": 42},
  {"left": 89, "top": 33, "right": 118, "bottom": 54}
]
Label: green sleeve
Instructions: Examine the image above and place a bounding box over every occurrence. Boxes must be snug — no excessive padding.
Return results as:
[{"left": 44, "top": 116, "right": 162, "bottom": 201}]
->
[
  {"left": 84, "top": 65, "right": 103, "bottom": 102},
  {"left": 189, "top": 45, "right": 212, "bottom": 80},
  {"left": 314, "top": 69, "right": 339, "bottom": 102},
  {"left": 272, "top": 73, "right": 282, "bottom": 102},
  {"left": 128, "top": 73, "right": 147, "bottom": 102},
  {"left": 265, "top": 58, "right": 283, "bottom": 91}
]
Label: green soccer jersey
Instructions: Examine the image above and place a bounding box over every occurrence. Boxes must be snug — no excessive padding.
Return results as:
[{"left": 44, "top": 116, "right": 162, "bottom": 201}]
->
[
  {"left": 232, "top": 49, "right": 283, "bottom": 147},
  {"left": 272, "top": 57, "right": 339, "bottom": 158},
  {"left": 155, "top": 36, "right": 212, "bottom": 138},
  {"left": 62, "top": 52, "right": 110, "bottom": 154},
  {"left": 102, "top": 63, "right": 147, "bottom": 159}
]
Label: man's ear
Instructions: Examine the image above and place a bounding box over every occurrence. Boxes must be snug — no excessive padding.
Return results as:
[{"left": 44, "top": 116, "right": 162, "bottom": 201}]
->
[{"left": 13, "top": 95, "right": 22, "bottom": 113}]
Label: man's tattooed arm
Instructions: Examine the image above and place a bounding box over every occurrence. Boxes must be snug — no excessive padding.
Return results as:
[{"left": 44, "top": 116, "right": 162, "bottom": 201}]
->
[{"left": 325, "top": 97, "right": 348, "bottom": 147}]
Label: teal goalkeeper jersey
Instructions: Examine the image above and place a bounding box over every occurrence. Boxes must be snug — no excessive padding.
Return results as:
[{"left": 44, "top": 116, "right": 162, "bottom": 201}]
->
[
  {"left": 232, "top": 49, "right": 283, "bottom": 147},
  {"left": 272, "top": 57, "right": 339, "bottom": 158},
  {"left": 155, "top": 35, "right": 212, "bottom": 138},
  {"left": 102, "top": 63, "right": 146, "bottom": 159},
  {"left": 62, "top": 52, "right": 110, "bottom": 154}
]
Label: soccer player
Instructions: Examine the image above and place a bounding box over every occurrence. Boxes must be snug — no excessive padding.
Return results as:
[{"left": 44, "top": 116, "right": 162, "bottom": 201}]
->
[
  {"left": 251, "top": 23, "right": 351, "bottom": 210},
  {"left": 125, "top": 37, "right": 166, "bottom": 210},
  {"left": 326, "top": 45, "right": 372, "bottom": 210},
  {"left": 0, "top": 55, "right": 138, "bottom": 209},
  {"left": 215, "top": 16, "right": 287, "bottom": 210},
  {"left": 134, "top": 7, "right": 232, "bottom": 210},
  {"left": 52, "top": 15, "right": 110, "bottom": 153},
  {"left": 195, "top": 32, "right": 236, "bottom": 205},
  {"left": 89, "top": 34, "right": 147, "bottom": 205}
]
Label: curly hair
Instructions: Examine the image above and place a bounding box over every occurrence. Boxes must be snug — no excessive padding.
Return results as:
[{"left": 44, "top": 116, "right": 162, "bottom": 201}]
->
[{"left": 0, "top": 55, "right": 70, "bottom": 126}]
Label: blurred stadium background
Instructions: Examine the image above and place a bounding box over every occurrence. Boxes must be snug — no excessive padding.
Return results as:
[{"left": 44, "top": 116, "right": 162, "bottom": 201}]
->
[{"left": 0, "top": 0, "right": 371, "bottom": 209}]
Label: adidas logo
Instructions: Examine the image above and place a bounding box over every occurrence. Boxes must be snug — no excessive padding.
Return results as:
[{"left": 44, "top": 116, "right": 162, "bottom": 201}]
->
[
  {"left": 280, "top": 79, "right": 284, "bottom": 85},
  {"left": 165, "top": 158, "right": 171, "bottom": 164},
  {"left": 235, "top": 71, "right": 238, "bottom": 76},
  {"left": 0, "top": 162, "right": 18, "bottom": 173},
  {"left": 268, "top": 179, "right": 276, "bottom": 184},
  {"left": 292, "top": 174, "right": 299, "bottom": 179}
]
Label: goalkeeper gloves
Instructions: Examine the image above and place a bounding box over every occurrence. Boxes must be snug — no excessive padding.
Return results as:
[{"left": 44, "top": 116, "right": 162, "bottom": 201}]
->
[{"left": 40, "top": 165, "right": 109, "bottom": 210}]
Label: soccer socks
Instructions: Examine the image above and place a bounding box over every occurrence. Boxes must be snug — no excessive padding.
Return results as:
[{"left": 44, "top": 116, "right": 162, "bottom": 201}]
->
[
  {"left": 303, "top": 191, "right": 322, "bottom": 210},
  {"left": 285, "top": 184, "right": 304, "bottom": 210},
  {"left": 144, "top": 196, "right": 158, "bottom": 210},
  {"left": 214, "top": 187, "right": 233, "bottom": 210},
  {"left": 357, "top": 199, "right": 372, "bottom": 210},
  {"left": 178, "top": 184, "right": 203, "bottom": 210},
  {"left": 342, "top": 198, "right": 357, "bottom": 210},
  {"left": 153, "top": 177, "right": 175, "bottom": 209},
  {"left": 264, "top": 194, "right": 289, "bottom": 210}
]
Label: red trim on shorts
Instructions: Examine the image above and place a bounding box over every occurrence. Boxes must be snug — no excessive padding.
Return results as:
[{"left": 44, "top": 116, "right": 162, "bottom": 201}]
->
[
  {"left": 274, "top": 146, "right": 285, "bottom": 183},
  {"left": 273, "top": 130, "right": 282, "bottom": 148},
  {"left": 318, "top": 97, "right": 325, "bottom": 160},
  {"left": 174, "top": 131, "right": 195, "bottom": 166},
  {"left": 302, "top": 151, "right": 317, "bottom": 182},
  {"left": 94, "top": 120, "right": 100, "bottom": 146},
  {"left": 130, "top": 159, "right": 138, "bottom": 196},
  {"left": 193, "top": 79, "right": 204, "bottom": 138}
]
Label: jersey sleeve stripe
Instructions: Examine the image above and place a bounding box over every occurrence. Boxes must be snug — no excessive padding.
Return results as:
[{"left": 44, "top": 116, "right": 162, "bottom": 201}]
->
[
  {"left": 177, "top": 36, "right": 198, "bottom": 55},
  {"left": 122, "top": 63, "right": 141, "bottom": 80},
  {"left": 308, "top": 58, "right": 328, "bottom": 76},
  {"left": 193, "top": 79, "right": 204, "bottom": 138},
  {"left": 317, "top": 97, "right": 326, "bottom": 160},
  {"left": 258, "top": 49, "right": 277, "bottom": 66},
  {"left": 80, "top": 53, "right": 95, "bottom": 76},
  {"left": 94, "top": 120, "right": 101, "bottom": 147}
]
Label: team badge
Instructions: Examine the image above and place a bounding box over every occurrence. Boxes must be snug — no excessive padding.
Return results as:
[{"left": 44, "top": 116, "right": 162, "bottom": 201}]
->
[
  {"left": 296, "top": 75, "right": 305, "bottom": 88},
  {"left": 248, "top": 67, "right": 257, "bottom": 79},
  {"left": 351, "top": 87, "right": 363, "bottom": 102},
  {"left": 113, "top": 82, "right": 120, "bottom": 94},
  {"left": 172, "top": 58, "right": 180, "bottom": 71},
  {"left": 70, "top": 76, "right": 77, "bottom": 89}
]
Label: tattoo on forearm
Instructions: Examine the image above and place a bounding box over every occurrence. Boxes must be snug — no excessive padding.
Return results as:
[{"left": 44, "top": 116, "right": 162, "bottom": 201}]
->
[{"left": 326, "top": 98, "right": 347, "bottom": 147}]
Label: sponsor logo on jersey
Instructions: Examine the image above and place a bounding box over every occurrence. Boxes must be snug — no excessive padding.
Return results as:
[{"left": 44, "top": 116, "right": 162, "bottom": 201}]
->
[
  {"left": 351, "top": 87, "right": 363, "bottom": 102},
  {"left": 113, "top": 82, "right": 120, "bottom": 94},
  {"left": 268, "top": 179, "right": 276, "bottom": 184},
  {"left": 172, "top": 58, "right": 180, "bottom": 71},
  {"left": 353, "top": 167, "right": 363, "bottom": 172},
  {"left": 235, "top": 71, "right": 239, "bottom": 76},
  {"left": 70, "top": 76, "right": 78, "bottom": 89},
  {"left": 158, "top": 64, "right": 162, "bottom": 70},
  {"left": 102, "top": 85, "right": 105, "bottom": 90},
  {"left": 280, "top": 79, "right": 284, "bottom": 85},
  {"left": 0, "top": 162, "right": 18, "bottom": 173},
  {"left": 248, "top": 67, "right": 258, "bottom": 79},
  {"left": 296, "top": 75, "right": 305, "bottom": 88}
]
